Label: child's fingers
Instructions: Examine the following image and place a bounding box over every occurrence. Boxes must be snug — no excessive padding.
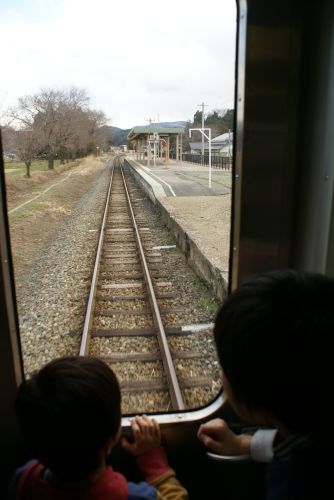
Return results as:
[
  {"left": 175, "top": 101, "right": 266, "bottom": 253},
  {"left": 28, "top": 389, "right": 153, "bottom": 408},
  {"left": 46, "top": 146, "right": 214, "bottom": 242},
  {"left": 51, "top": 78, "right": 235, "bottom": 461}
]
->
[
  {"left": 136, "top": 415, "right": 160, "bottom": 439},
  {"left": 141, "top": 415, "right": 156, "bottom": 435},
  {"left": 131, "top": 415, "right": 161, "bottom": 443},
  {"left": 198, "top": 434, "right": 222, "bottom": 453},
  {"left": 131, "top": 417, "right": 142, "bottom": 436},
  {"left": 136, "top": 415, "right": 153, "bottom": 435},
  {"left": 132, "top": 416, "right": 150, "bottom": 438},
  {"left": 134, "top": 416, "right": 145, "bottom": 430}
]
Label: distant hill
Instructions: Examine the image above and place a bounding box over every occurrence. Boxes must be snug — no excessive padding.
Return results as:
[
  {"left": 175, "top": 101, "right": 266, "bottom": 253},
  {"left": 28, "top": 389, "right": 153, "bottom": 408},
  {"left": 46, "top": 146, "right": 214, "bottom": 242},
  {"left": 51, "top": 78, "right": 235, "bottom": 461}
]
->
[
  {"left": 100, "top": 112, "right": 233, "bottom": 150},
  {"left": 100, "top": 122, "right": 187, "bottom": 147},
  {"left": 148, "top": 121, "right": 187, "bottom": 128},
  {"left": 99, "top": 126, "right": 131, "bottom": 147}
]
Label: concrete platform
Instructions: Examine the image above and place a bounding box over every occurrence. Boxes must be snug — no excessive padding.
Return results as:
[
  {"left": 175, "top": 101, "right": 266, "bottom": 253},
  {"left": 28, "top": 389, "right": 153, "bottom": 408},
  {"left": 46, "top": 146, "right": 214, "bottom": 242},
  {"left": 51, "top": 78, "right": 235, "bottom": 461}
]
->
[
  {"left": 125, "top": 157, "right": 231, "bottom": 301},
  {"left": 133, "top": 158, "right": 231, "bottom": 197}
]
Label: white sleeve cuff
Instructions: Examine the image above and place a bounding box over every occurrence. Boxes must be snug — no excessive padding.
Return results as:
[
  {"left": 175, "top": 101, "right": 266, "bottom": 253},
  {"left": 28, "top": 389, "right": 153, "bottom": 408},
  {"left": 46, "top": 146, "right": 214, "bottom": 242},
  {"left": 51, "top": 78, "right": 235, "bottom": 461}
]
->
[{"left": 250, "top": 429, "right": 277, "bottom": 463}]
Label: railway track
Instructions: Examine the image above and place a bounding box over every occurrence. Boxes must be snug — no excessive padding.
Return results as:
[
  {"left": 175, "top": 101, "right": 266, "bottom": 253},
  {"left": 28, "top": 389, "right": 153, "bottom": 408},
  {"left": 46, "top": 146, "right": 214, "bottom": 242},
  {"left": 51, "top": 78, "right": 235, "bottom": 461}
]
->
[{"left": 80, "top": 156, "right": 217, "bottom": 413}]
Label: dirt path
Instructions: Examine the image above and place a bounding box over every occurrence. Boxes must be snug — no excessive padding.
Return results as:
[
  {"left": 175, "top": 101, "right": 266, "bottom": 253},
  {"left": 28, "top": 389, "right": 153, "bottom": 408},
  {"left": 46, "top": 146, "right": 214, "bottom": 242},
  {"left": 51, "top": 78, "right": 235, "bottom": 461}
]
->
[
  {"left": 8, "top": 172, "right": 73, "bottom": 214},
  {"left": 5, "top": 160, "right": 81, "bottom": 210}
]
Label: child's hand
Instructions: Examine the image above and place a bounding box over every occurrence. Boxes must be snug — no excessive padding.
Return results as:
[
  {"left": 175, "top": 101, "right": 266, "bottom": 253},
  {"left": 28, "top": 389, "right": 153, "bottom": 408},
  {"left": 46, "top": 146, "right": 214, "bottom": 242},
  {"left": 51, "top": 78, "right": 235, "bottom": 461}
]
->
[
  {"left": 197, "top": 418, "right": 251, "bottom": 456},
  {"left": 121, "top": 415, "right": 161, "bottom": 456}
]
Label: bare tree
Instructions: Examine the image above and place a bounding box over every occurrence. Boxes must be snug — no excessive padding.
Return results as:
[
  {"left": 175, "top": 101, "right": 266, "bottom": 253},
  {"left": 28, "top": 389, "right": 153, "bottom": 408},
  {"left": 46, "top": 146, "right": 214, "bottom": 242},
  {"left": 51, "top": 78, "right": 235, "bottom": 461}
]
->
[
  {"left": 6, "top": 87, "right": 108, "bottom": 173},
  {"left": 32, "top": 89, "right": 67, "bottom": 169},
  {"left": 2, "top": 125, "right": 40, "bottom": 177},
  {"left": 53, "top": 88, "right": 91, "bottom": 163},
  {"left": 87, "top": 110, "right": 107, "bottom": 155},
  {"left": 14, "top": 129, "right": 40, "bottom": 177},
  {"left": 1, "top": 125, "right": 16, "bottom": 153}
]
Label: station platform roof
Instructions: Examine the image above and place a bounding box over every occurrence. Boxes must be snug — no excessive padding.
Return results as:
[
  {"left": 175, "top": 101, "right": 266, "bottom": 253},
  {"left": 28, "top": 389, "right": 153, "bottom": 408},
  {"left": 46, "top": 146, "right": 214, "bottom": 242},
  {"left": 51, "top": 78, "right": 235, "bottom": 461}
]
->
[{"left": 128, "top": 125, "right": 184, "bottom": 141}]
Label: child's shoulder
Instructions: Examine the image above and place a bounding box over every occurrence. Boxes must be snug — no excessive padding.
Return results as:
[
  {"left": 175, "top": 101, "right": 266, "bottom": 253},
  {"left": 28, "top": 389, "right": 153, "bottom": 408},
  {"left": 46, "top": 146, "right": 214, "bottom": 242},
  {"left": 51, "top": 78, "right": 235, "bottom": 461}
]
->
[
  {"left": 92, "top": 465, "right": 157, "bottom": 499},
  {"left": 8, "top": 461, "right": 158, "bottom": 500},
  {"left": 7, "top": 460, "right": 41, "bottom": 499}
]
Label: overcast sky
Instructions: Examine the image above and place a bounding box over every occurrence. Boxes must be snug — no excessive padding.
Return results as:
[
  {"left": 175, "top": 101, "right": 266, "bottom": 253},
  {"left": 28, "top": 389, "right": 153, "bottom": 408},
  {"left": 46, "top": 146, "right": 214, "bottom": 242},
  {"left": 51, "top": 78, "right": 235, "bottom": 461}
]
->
[{"left": 0, "top": 0, "right": 236, "bottom": 129}]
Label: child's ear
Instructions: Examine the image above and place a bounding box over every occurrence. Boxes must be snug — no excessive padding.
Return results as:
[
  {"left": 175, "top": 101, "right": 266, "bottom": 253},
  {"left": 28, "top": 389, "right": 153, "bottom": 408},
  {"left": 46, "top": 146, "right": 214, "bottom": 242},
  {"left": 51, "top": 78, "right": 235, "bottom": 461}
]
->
[
  {"left": 102, "top": 435, "right": 117, "bottom": 456},
  {"left": 105, "top": 427, "right": 122, "bottom": 455}
]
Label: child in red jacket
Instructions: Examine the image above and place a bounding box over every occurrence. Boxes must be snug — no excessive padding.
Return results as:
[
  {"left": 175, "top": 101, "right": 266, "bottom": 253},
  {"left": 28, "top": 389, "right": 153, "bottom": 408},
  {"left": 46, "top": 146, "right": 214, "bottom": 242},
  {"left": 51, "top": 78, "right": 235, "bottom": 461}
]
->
[{"left": 9, "top": 356, "right": 188, "bottom": 499}]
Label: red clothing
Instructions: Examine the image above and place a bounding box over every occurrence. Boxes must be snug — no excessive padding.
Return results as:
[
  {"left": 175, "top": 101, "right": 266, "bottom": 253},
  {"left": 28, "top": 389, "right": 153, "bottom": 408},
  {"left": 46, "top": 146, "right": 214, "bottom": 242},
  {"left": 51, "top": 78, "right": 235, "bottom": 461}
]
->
[
  {"left": 17, "top": 461, "right": 128, "bottom": 500},
  {"left": 12, "top": 447, "right": 188, "bottom": 499}
]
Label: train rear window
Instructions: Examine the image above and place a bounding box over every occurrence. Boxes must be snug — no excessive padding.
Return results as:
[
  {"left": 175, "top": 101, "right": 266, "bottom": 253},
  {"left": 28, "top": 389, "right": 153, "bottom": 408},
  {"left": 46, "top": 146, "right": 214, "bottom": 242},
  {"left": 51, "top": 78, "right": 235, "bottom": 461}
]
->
[{"left": 1, "top": 0, "right": 236, "bottom": 414}]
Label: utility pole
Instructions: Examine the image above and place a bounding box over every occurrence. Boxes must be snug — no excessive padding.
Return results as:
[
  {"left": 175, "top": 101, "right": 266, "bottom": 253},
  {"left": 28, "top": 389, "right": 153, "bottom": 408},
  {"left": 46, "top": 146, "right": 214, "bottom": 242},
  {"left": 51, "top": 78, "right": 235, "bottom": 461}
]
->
[
  {"left": 146, "top": 119, "right": 152, "bottom": 167},
  {"left": 189, "top": 127, "right": 212, "bottom": 189},
  {"left": 197, "top": 102, "right": 207, "bottom": 159},
  {"left": 228, "top": 128, "right": 232, "bottom": 158}
]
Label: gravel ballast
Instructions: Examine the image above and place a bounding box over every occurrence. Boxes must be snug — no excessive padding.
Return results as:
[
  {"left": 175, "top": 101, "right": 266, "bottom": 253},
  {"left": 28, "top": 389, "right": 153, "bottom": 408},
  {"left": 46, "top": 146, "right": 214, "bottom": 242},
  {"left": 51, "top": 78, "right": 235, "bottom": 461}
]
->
[{"left": 7, "top": 157, "right": 223, "bottom": 412}]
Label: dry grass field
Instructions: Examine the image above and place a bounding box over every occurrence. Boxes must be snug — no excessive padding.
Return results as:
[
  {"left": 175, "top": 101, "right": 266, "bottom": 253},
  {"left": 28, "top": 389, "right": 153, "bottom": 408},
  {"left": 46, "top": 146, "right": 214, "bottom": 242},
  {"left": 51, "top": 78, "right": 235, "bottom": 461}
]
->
[{"left": 5, "top": 156, "right": 108, "bottom": 281}]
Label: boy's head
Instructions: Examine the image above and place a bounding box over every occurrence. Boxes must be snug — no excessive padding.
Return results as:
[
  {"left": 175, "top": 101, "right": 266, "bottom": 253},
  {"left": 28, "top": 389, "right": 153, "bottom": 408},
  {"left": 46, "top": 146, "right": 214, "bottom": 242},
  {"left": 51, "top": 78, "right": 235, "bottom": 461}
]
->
[
  {"left": 15, "top": 356, "right": 121, "bottom": 481},
  {"left": 214, "top": 270, "right": 333, "bottom": 438}
]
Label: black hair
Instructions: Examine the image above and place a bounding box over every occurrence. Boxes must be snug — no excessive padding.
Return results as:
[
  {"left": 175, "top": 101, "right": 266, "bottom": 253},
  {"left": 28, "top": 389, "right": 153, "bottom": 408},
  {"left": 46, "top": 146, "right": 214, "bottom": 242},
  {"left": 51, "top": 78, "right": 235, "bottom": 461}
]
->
[
  {"left": 214, "top": 269, "right": 334, "bottom": 438},
  {"left": 15, "top": 356, "right": 121, "bottom": 481}
]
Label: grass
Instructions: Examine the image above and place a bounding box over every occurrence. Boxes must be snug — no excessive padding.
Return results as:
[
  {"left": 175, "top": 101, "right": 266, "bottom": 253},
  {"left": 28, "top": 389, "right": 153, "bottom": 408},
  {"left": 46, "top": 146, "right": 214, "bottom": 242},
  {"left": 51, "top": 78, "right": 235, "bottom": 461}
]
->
[
  {"left": 193, "top": 292, "right": 219, "bottom": 316},
  {"left": 8, "top": 200, "right": 47, "bottom": 222},
  {"left": 185, "top": 265, "right": 220, "bottom": 315},
  {"left": 4, "top": 159, "right": 62, "bottom": 179},
  {"left": 5, "top": 155, "right": 105, "bottom": 215}
]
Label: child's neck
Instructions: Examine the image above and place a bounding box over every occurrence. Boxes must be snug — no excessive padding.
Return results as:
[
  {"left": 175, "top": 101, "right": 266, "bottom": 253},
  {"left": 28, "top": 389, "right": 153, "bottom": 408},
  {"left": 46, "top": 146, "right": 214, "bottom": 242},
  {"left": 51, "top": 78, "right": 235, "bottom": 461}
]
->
[{"left": 46, "top": 461, "right": 107, "bottom": 489}]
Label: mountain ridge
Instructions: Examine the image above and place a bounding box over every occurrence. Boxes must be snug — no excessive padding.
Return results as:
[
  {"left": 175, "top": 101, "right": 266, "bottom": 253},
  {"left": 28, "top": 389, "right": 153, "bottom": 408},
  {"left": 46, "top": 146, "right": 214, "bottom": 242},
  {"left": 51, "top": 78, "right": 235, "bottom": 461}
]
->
[{"left": 100, "top": 121, "right": 187, "bottom": 146}]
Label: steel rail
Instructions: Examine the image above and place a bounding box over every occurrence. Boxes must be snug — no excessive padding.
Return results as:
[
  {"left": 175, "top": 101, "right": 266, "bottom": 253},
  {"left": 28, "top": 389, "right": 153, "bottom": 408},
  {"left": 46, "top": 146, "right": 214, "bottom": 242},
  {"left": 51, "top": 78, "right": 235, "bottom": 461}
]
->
[
  {"left": 79, "top": 159, "right": 115, "bottom": 355},
  {"left": 120, "top": 161, "right": 185, "bottom": 410}
]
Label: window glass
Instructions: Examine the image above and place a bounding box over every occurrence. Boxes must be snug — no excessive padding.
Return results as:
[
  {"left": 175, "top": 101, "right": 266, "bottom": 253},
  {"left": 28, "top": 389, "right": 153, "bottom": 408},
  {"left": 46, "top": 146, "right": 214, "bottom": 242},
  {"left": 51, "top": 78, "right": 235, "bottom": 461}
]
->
[{"left": 0, "top": 0, "right": 236, "bottom": 414}]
